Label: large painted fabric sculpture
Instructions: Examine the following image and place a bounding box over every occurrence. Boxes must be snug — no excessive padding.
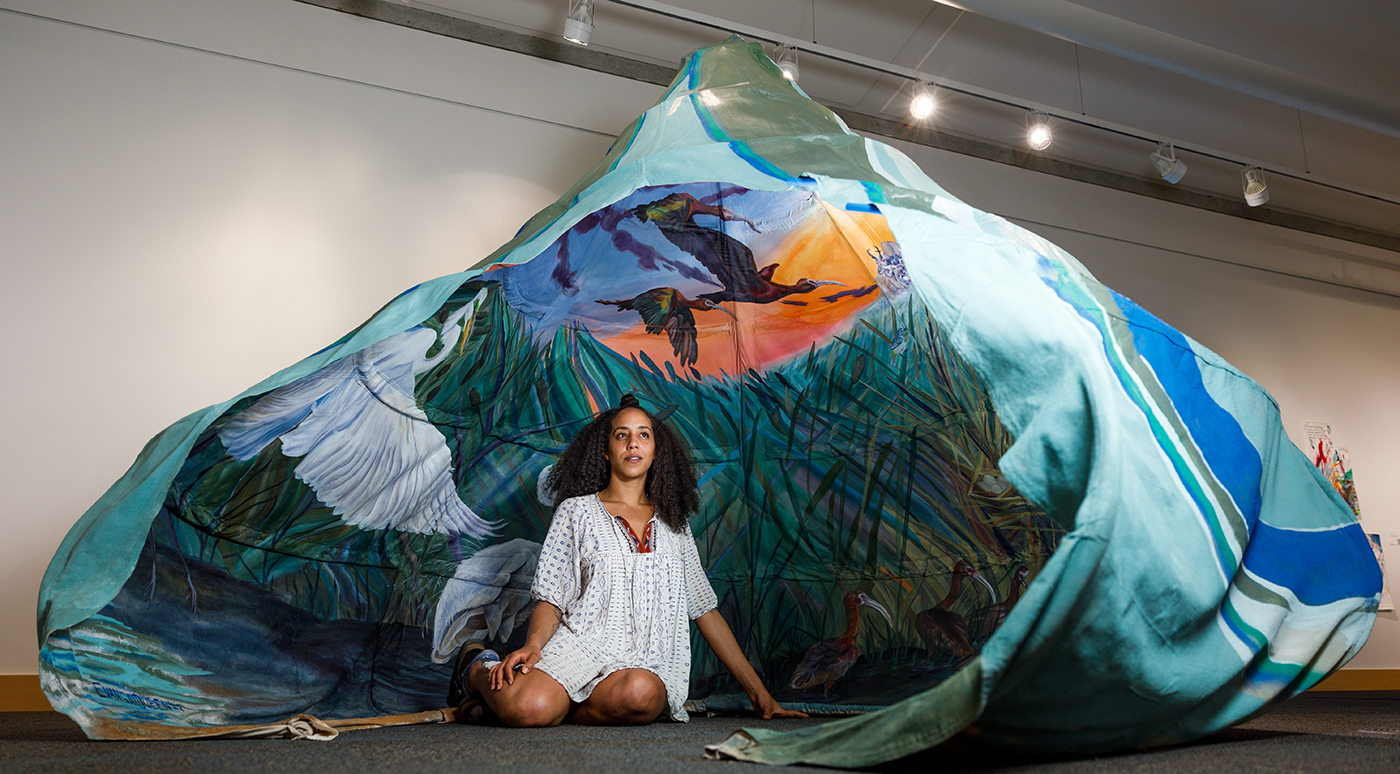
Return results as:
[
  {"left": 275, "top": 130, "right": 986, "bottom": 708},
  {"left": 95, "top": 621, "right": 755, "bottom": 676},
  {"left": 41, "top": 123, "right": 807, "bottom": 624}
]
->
[{"left": 39, "top": 39, "right": 1378, "bottom": 765}]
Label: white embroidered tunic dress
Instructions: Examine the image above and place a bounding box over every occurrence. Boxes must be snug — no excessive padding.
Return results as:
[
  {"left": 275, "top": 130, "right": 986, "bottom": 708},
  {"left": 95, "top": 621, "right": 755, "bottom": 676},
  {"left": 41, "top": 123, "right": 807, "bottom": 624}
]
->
[{"left": 530, "top": 494, "right": 717, "bottom": 722}]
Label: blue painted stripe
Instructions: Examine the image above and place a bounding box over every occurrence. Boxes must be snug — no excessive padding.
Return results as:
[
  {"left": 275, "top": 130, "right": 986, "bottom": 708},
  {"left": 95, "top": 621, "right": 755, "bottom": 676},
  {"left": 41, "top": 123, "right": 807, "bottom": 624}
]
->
[
  {"left": 685, "top": 49, "right": 701, "bottom": 90},
  {"left": 1111, "top": 291, "right": 1378, "bottom": 606},
  {"left": 861, "top": 181, "right": 887, "bottom": 204},
  {"left": 1109, "top": 290, "right": 1263, "bottom": 531},
  {"left": 1220, "top": 596, "right": 1267, "bottom": 654},
  {"left": 606, "top": 113, "right": 645, "bottom": 174},
  {"left": 1243, "top": 521, "right": 1382, "bottom": 605},
  {"left": 1034, "top": 261, "right": 1239, "bottom": 576},
  {"left": 726, "top": 140, "right": 801, "bottom": 182},
  {"left": 1040, "top": 271, "right": 1377, "bottom": 609},
  {"left": 685, "top": 50, "right": 803, "bottom": 184},
  {"left": 1241, "top": 657, "right": 1305, "bottom": 691}
]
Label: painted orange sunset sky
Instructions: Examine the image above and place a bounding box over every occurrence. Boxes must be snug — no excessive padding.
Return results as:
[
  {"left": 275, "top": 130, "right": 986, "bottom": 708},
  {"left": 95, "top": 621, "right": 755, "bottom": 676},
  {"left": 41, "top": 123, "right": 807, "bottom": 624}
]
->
[{"left": 599, "top": 202, "right": 896, "bottom": 375}]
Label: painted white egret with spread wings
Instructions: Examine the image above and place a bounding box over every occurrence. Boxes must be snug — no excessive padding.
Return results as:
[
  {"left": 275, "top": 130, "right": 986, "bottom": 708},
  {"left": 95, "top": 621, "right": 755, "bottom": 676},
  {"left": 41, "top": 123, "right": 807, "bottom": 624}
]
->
[
  {"left": 430, "top": 465, "right": 559, "bottom": 660},
  {"left": 218, "top": 287, "right": 496, "bottom": 537},
  {"left": 431, "top": 538, "right": 542, "bottom": 662}
]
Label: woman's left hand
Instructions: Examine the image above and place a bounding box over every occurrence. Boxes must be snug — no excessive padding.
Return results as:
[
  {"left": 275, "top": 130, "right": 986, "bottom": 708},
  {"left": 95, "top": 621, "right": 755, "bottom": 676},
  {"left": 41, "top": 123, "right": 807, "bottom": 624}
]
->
[
  {"left": 752, "top": 692, "right": 809, "bottom": 719},
  {"left": 694, "top": 611, "right": 810, "bottom": 720}
]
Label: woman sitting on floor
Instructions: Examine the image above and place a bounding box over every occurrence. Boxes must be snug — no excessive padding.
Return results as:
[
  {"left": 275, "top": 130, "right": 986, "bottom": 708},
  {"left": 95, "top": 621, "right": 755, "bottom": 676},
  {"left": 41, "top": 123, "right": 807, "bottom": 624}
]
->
[{"left": 448, "top": 394, "right": 806, "bottom": 726}]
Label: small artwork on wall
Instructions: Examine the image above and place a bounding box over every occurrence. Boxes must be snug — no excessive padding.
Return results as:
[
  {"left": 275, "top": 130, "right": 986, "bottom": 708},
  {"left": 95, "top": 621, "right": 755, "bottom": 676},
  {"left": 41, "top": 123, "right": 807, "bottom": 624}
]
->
[
  {"left": 1303, "top": 421, "right": 1360, "bottom": 515},
  {"left": 1366, "top": 534, "right": 1394, "bottom": 612},
  {"left": 1306, "top": 421, "right": 1390, "bottom": 612}
]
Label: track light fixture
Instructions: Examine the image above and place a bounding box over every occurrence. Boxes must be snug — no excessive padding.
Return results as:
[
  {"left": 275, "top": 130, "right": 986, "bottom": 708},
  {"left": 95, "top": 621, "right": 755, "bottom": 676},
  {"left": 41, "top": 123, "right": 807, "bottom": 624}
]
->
[
  {"left": 563, "top": 0, "right": 595, "bottom": 46},
  {"left": 1242, "top": 166, "right": 1269, "bottom": 207},
  {"left": 774, "top": 44, "right": 799, "bottom": 82},
  {"left": 1150, "top": 143, "right": 1188, "bottom": 184},
  {"left": 1026, "top": 111, "right": 1052, "bottom": 150},
  {"left": 909, "top": 82, "right": 937, "bottom": 121}
]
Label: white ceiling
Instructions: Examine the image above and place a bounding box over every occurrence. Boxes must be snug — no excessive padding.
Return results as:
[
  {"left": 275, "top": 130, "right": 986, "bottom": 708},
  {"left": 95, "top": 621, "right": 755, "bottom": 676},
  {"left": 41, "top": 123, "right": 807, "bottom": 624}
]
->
[{"left": 413, "top": 0, "right": 1400, "bottom": 240}]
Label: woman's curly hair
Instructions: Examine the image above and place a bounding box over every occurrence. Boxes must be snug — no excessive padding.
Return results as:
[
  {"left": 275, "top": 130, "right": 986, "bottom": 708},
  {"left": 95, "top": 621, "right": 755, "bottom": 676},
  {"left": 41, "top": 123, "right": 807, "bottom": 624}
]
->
[{"left": 544, "top": 394, "right": 698, "bottom": 532}]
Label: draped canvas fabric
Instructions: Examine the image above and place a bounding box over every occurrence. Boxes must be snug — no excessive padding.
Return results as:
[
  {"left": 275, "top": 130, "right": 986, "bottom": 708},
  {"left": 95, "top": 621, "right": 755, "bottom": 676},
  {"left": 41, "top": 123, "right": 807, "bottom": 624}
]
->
[{"left": 38, "top": 39, "right": 1378, "bottom": 764}]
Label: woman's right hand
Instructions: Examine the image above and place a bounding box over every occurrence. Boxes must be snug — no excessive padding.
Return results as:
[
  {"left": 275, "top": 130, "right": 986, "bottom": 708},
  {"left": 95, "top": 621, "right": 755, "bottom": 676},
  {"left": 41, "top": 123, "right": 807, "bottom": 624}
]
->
[{"left": 490, "top": 646, "right": 542, "bottom": 690}]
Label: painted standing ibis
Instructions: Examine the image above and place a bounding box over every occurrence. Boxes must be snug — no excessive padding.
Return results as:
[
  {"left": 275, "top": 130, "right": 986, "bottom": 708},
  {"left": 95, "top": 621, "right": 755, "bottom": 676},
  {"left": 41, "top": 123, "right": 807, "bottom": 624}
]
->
[
  {"left": 789, "top": 590, "right": 892, "bottom": 697},
  {"left": 913, "top": 560, "right": 995, "bottom": 666},
  {"left": 964, "top": 565, "right": 1031, "bottom": 650},
  {"left": 983, "top": 566, "right": 1029, "bottom": 636}
]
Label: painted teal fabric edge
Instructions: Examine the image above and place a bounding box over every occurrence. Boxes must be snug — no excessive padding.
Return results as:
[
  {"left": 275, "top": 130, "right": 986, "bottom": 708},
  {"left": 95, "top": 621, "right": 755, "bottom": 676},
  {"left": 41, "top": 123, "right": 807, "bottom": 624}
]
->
[{"left": 706, "top": 658, "right": 985, "bottom": 767}]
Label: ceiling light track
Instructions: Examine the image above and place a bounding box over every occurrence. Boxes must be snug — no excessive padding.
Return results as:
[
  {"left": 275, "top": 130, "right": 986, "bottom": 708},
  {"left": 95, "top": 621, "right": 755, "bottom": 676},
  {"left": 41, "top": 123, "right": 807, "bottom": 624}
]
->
[
  {"left": 608, "top": 0, "right": 1400, "bottom": 209},
  {"left": 326, "top": 1, "right": 1400, "bottom": 226},
  {"left": 927, "top": 0, "right": 1400, "bottom": 141}
]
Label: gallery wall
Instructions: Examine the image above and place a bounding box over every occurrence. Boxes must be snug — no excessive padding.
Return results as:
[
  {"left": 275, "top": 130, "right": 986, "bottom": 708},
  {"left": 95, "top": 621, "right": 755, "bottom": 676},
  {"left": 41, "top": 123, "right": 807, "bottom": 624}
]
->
[{"left": 1, "top": 0, "right": 1394, "bottom": 679}]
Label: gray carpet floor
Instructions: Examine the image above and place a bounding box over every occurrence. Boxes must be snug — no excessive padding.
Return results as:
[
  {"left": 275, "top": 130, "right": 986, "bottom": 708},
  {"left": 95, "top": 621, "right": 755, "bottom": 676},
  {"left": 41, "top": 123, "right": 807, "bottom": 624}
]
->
[{"left": 3, "top": 692, "right": 1396, "bottom": 773}]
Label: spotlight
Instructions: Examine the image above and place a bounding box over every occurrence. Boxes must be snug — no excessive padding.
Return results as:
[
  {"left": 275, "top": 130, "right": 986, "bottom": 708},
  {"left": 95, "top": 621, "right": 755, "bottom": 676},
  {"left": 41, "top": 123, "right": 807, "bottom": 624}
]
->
[
  {"left": 1150, "top": 143, "right": 1188, "bottom": 184},
  {"left": 1242, "top": 166, "right": 1269, "bottom": 207},
  {"left": 1026, "top": 111, "right": 1052, "bottom": 150},
  {"left": 774, "top": 44, "right": 799, "bottom": 82},
  {"left": 909, "top": 82, "right": 937, "bottom": 121},
  {"left": 563, "top": 0, "right": 595, "bottom": 46}
]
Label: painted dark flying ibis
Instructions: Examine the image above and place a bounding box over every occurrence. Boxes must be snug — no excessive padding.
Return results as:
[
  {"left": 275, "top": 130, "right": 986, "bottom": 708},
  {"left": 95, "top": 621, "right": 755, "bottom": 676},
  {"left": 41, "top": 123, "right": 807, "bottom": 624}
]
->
[
  {"left": 596, "top": 287, "right": 735, "bottom": 366},
  {"left": 913, "top": 560, "right": 995, "bottom": 666},
  {"left": 632, "top": 192, "right": 844, "bottom": 306},
  {"left": 789, "top": 590, "right": 892, "bottom": 697}
]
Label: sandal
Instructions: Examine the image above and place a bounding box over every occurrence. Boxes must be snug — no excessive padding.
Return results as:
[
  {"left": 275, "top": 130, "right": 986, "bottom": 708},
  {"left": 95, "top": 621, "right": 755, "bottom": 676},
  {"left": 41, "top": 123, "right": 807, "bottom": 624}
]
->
[{"left": 446, "top": 641, "right": 500, "bottom": 721}]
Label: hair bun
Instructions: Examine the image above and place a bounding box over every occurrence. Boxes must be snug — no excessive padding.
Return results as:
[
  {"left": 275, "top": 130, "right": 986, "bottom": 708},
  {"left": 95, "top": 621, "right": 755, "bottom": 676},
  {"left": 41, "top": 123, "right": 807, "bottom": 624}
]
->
[{"left": 618, "top": 394, "right": 641, "bottom": 409}]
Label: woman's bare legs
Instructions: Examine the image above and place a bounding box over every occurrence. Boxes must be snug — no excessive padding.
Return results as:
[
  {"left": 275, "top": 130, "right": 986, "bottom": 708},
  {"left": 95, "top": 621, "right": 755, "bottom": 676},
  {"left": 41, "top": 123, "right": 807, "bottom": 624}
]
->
[
  {"left": 568, "top": 668, "right": 667, "bottom": 725},
  {"left": 467, "top": 663, "right": 666, "bottom": 726},
  {"left": 467, "top": 660, "right": 571, "bottom": 727}
]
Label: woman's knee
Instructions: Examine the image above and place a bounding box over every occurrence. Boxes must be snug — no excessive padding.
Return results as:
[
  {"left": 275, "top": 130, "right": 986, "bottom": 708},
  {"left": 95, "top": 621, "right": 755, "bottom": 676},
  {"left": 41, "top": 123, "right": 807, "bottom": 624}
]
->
[
  {"left": 495, "top": 686, "right": 568, "bottom": 727},
  {"left": 612, "top": 671, "right": 667, "bottom": 720}
]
